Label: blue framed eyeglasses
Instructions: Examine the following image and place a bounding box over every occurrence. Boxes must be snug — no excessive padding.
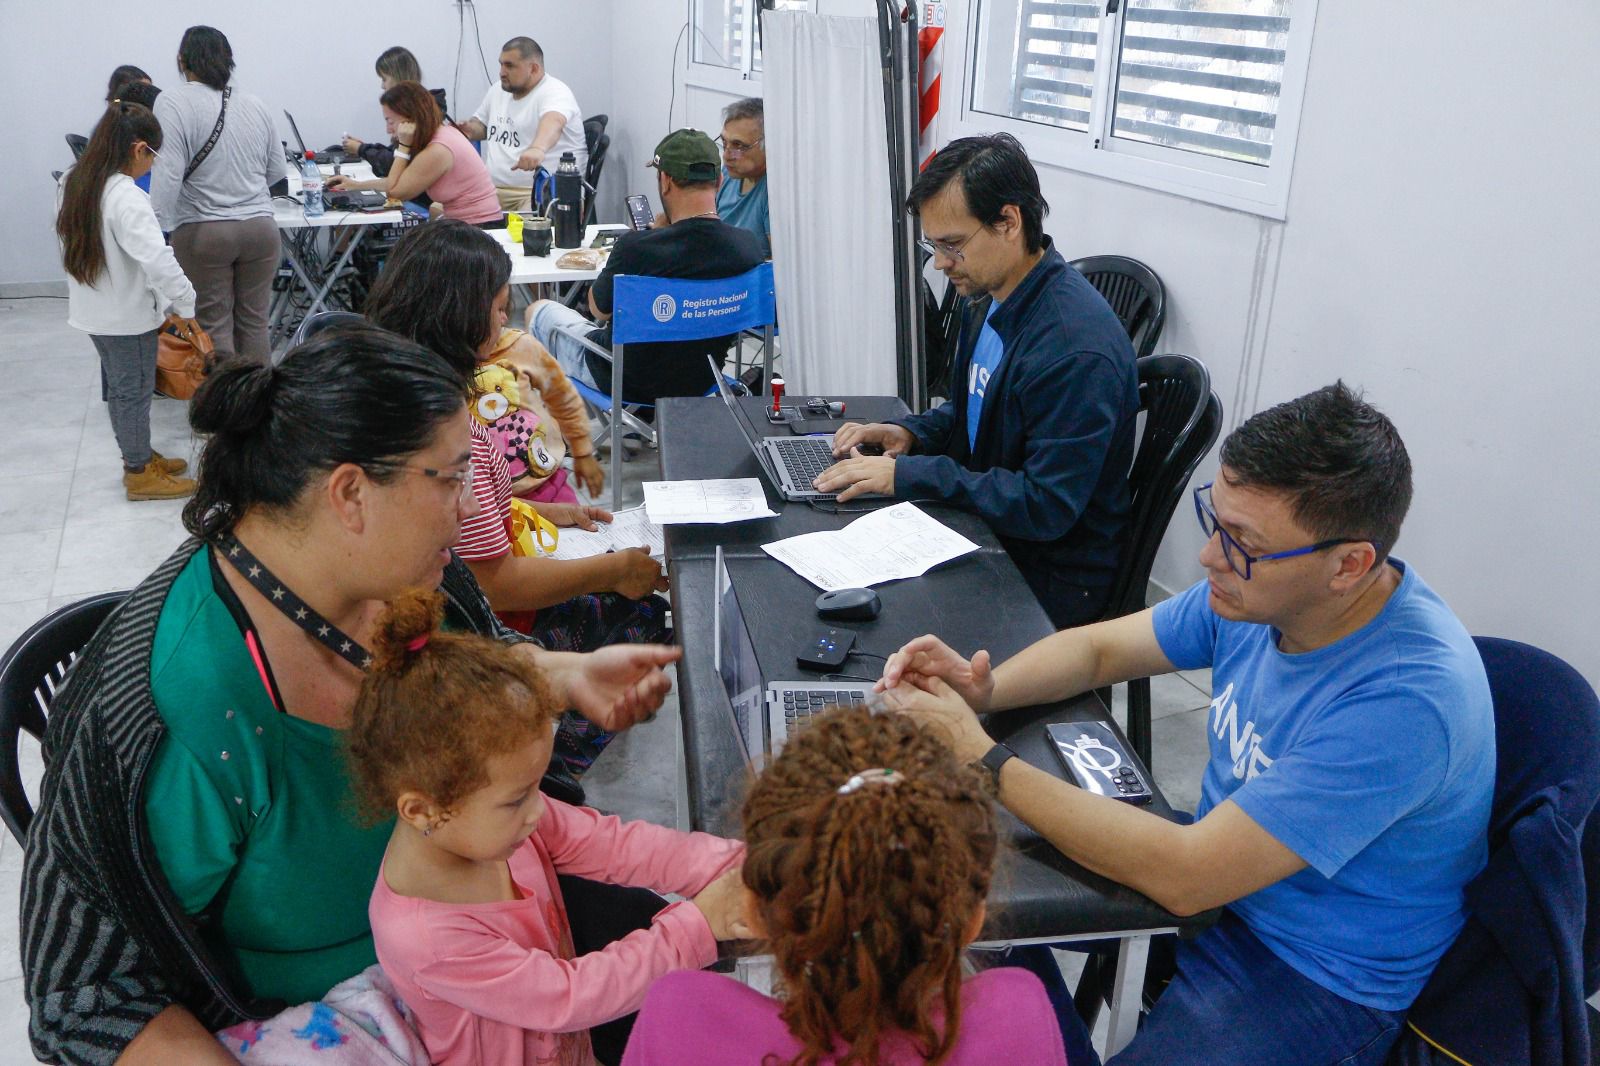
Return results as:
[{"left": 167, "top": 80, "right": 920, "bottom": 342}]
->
[{"left": 1192, "top": 482, "right": 1378, "bottom": 580}]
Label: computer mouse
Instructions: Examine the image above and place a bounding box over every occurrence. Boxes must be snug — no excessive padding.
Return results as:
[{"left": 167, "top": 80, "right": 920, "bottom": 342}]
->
[{"left": 816, "top": 587, "right": 881, "bottom": 621}]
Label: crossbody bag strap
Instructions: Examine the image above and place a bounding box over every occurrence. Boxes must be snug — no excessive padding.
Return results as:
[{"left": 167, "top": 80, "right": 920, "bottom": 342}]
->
[{"left": 183, "top": 86, "right": 231, "bottom": 182}]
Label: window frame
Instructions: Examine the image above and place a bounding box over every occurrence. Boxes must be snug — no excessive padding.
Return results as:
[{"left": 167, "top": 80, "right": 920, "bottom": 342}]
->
[
  {"left": 687, "top": 0, "right": 811, "bottom": 89},
  {"left": 949, "top": 0, "right": 1320, "bottom": 220}
]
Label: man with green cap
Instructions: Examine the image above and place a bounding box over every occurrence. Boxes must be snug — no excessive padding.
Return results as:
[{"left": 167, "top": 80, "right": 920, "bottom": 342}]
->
[{"left": 526, "top": 128, "right": 769, "bottom": 404}]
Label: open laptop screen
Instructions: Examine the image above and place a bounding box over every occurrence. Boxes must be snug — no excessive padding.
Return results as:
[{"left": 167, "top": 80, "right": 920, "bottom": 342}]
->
[
  {"left": 282, "top": 110, "right": 311, "bottom": 157},
  {"left": 706, "top": 354, "right": 768, "bottom": 454},
  {"left": 713, "top": 547, "right": 765, "bottom": 763}
]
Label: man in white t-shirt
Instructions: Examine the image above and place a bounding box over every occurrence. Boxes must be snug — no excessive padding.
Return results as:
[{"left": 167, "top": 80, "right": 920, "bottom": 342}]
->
[{"left": 459, "top": 36, "right": 587, "bottom": 213}]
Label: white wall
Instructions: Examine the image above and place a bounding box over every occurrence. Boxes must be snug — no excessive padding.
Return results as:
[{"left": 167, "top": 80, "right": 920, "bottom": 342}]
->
[
  {"left": 0, "top": 0, "right": 613, "bottom": 288},
  {"left": 944, "top": 0, "right": 1600, "bottom": 685},
  {"left": 609, "top": 0, "right": 1600, "bottom": 682}
]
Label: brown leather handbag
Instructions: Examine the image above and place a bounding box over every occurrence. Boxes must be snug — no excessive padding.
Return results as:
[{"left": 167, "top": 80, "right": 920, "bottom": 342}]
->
[{"left": 155, "top": 321, "right": 215, "bottom": 400}]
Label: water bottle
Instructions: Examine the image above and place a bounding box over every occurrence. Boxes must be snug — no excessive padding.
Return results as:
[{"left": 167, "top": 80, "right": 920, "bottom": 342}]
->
[
  {"left": 300, "top": 151, "right": 324, "bottom": 219},
  {"left": 552, "top": 151, "right": 582, "bottom": 248},
  {"left": 551, "top": 200, "right": 581, "bottom": 250}
]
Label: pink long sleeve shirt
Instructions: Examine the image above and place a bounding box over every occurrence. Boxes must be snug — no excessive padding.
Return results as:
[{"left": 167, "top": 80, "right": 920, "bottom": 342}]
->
[{"left": 370, "top": 800, "right": 744, "bottom": 1066}]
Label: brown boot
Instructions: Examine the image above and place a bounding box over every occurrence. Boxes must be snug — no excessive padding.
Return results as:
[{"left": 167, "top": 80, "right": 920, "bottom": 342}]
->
[
  {"left": 123, "top": 462, "right": 197, "bottom": 501},
  {"left": 149, "top": 449, "right": 188, "bottom": 476}
]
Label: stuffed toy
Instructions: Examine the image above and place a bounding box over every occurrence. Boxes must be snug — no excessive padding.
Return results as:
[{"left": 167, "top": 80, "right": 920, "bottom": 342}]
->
[{"left": 472, "top": 362, "right": 561, "bottom": 484}]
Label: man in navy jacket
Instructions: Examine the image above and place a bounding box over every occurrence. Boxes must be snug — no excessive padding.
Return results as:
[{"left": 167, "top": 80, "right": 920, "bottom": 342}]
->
[{"left": 815, "top": 133, "right": 1138, "bottom": 627}]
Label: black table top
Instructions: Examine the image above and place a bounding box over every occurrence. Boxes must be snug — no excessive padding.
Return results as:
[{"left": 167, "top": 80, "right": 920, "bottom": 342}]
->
[{"left": 657, "top": 396, "right": 1214, "bottom": 941}]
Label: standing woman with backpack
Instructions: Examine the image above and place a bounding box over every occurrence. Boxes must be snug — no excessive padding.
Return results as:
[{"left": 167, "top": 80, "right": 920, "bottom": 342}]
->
[
  {"left": 151, "top": 25, "right": 286, "bottom": 364},
  {"left": 57, "top": 101, "right": 201, "bottom": 501}
]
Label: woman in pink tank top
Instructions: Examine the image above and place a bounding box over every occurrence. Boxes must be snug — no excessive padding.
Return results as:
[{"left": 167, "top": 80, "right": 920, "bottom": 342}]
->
[{"left": 327, "top": 81, "right": 503, "bottom": 226}]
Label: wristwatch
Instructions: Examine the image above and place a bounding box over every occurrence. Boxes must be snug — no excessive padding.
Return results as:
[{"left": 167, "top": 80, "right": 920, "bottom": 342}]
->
[{"left": 974, "top": 742, "right": 1017, "bottom": 792}]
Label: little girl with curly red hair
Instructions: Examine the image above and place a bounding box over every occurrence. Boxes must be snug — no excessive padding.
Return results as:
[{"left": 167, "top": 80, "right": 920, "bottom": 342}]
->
[{"left": 349, "top": 590, "right": 748, "bottom": 1066}]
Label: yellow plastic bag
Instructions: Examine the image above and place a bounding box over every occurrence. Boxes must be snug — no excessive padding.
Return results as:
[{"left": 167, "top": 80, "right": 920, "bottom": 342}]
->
[{"left": 506, "top": 212, "right": 524, "bottom": 244}]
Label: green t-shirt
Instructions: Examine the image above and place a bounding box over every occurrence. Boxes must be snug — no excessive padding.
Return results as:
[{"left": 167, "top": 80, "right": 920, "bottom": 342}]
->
[{"left": 143, "top": 550, "right": 392, "bottom": 1005}]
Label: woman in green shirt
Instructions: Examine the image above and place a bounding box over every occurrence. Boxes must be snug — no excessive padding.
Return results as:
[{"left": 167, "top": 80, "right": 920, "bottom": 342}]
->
[{"left": 21, "top": 324, "right": 681, "bottom": 1066}]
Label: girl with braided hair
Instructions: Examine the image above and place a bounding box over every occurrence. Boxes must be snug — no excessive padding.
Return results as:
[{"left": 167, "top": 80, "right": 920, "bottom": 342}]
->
[
  {"left": 351, "top": 589, "right": 749, "bottom": 1066},
  {"left": 623, "top": 706, "right": 1070, "bottom": 1066}
]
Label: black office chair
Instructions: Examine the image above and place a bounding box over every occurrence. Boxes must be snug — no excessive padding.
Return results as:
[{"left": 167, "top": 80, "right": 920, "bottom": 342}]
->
[
  {"left": 1388, "top": 638, "right": 1600, "bottom": 1066},
  {"left": 64, "top": 133, "right": 88, "bottom": 161},
  {"left": 583, "top": 115, "right": 611, "bottom": 226},
  {"left": 1070, "top": 255, "right": 1167, "bottom": 359},
  {"left": 920, "top": 251, "right": 968, "bottom": 396},
  {"left": 0, "top": 592, "right": 127, "bottom": 844},
  {"left": 1100, "top": 354, "right": 1222, "bottom": 770},
  {"left": 287, "top": 309, "right": 365, "bottom": 352}
]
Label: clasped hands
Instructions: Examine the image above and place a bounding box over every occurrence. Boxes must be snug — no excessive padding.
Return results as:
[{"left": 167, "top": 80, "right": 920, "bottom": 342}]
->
[{"left": 875, "top": 635, "right": 998, "bottom": 764}]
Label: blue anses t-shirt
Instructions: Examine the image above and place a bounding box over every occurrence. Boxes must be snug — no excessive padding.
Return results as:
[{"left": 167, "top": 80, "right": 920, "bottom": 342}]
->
[
  {"left": 966, "top": 301, "right": 1003, "bottom": 450},
  {"left": 1151, "top": 560, "right": 1495, "bottom": 1011},
  {"left": 716, "top": 168, "right": 769, "bottom": 248}
]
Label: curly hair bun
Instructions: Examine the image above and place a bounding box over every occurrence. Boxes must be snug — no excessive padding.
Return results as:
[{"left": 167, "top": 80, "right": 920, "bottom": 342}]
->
[{"left": 369, "top": 589, "right": 445, "bottom": 673}]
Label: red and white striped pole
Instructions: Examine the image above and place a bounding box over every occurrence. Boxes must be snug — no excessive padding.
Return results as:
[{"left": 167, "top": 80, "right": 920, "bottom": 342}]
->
[{"left": 917, "top": 2, "right": 947, "bottom": 170}]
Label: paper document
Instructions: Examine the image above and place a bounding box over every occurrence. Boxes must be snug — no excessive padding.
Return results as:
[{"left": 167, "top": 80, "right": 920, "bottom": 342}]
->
[
  {"left": 761, "top": 503, "right": 980, "bottom": 591},
  {"left": 543, "top": 507, "right": 664, "bottom": 561},
  {"left": 642, "top": 478, "right": 777, "bottom": 525}
]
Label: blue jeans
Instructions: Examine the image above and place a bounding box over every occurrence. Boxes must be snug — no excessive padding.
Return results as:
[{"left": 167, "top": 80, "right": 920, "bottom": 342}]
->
[
  {"left": 527, "top": 300, "right": 601, "bottom": 390},
  {"left": 1106, "top": 911, "right": 1406, "bottom": 1066},
  {"left": 998, "top": 911, "right": 1406, "bottom": 1066}
]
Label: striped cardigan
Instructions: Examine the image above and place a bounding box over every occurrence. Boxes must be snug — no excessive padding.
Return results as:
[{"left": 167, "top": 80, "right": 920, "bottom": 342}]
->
[{"left": 20, "top": 539, "right": 536, "bottom": 1065}]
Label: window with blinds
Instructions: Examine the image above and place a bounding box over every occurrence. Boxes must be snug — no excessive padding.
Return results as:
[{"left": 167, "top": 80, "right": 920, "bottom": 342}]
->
[
  {"left": 1005, "top": 1, "right": 1104, "bottom": 133},
  {"left": 974, "top": 0, "right": 1295, "bottom": 169},
  {"left": 1112, "top": 1, "right": 1289, "bottom": 165}
]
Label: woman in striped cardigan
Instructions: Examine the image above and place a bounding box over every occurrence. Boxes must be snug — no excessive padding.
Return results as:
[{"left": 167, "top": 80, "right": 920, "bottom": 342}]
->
[{"left": 20, "top": 324, "right": 679, "bottom": 1066}]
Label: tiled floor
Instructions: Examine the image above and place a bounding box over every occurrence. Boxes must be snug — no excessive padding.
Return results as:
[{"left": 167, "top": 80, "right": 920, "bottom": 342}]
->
[{"left": 0, "top": 294, "right": 1214, "bottom": 1060}]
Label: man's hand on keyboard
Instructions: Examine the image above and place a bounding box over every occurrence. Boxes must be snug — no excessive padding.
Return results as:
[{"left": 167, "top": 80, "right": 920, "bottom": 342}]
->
[
  {"left": 813, "top": 453, "right": 896, "bottom": 503},
  {"left": 831, "top": 422, "right": 914, "bottom": 459}
]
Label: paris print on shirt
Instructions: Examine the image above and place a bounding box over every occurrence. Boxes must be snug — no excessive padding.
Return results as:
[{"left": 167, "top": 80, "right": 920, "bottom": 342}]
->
[{"left": 487, "top": 118, "right": 522, "bottom": 148}]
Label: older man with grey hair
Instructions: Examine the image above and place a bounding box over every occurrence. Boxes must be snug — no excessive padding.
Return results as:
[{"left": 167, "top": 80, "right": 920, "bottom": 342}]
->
[{"left": 715, "top": 96, "right": 770, "bottom": 252}]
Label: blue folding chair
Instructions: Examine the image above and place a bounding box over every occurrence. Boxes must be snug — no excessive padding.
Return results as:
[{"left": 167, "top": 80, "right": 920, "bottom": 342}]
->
[{"left": 551, "top": 262, "right": 777, "bottom": 501}]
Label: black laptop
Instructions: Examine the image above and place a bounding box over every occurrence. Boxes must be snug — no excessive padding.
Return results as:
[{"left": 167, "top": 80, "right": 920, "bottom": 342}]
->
[{"left": 283, "top": 110, "right": 353, "bottom": 166}]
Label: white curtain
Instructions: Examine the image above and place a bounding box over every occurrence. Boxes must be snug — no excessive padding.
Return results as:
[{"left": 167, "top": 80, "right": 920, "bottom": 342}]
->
[{"left": 764, "top": 12, "right": 898, "bottom": 395}]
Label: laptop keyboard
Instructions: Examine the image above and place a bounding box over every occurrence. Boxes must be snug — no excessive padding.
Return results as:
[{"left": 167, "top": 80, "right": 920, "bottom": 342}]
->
[
  {"left": 779, "top": 688, "right": 869, "bottom": 732},
  {"left": 771, "top": 437, "right": 837, "bottom": 484}
]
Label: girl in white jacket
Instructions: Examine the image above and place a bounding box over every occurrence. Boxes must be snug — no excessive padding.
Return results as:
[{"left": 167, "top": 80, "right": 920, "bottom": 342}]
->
[{"left": 56, "top": 101, "right": 201, "bottom": 500}]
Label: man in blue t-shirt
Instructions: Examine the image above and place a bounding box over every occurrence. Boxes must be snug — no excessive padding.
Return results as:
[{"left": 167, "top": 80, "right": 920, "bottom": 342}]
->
[
  {"left": 878, "top": 383, "right": 1496, "bottom": 1065},
  {"left": 814, "top": 134, "right": 1138, "bottom": 628},
  {"left": 714, "top": 97, "right": 770, "bottom": 254}
]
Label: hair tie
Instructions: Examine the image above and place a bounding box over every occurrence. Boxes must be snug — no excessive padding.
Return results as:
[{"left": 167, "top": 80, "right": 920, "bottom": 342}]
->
[
  {"left": 406, "top": 634, "right": 430, "bottom": 652},
  {"left": 836, "top": 768, "right": 904, "bottom": 796}
]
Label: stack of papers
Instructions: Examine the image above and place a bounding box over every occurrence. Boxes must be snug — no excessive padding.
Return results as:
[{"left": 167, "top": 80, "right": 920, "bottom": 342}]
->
[
  {"left": 642, "top": 479, "right": 777, "bottom": 525},
  {"left": 761, "top": 503, "right": 980, "bottom": 590},
  {"left": 542, "top": 507, "right": 664, "bottom": 562}
]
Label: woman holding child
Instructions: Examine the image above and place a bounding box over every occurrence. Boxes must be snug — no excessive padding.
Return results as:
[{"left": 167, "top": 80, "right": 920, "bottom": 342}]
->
[{"left": 19, "top": 326, "right": 687, "bottom": 1066}]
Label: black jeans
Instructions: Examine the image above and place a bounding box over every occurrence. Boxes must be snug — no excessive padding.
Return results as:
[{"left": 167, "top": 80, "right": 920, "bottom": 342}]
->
[{"left": 555, "top": 875, "right": 669, "bottom": 1065}]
